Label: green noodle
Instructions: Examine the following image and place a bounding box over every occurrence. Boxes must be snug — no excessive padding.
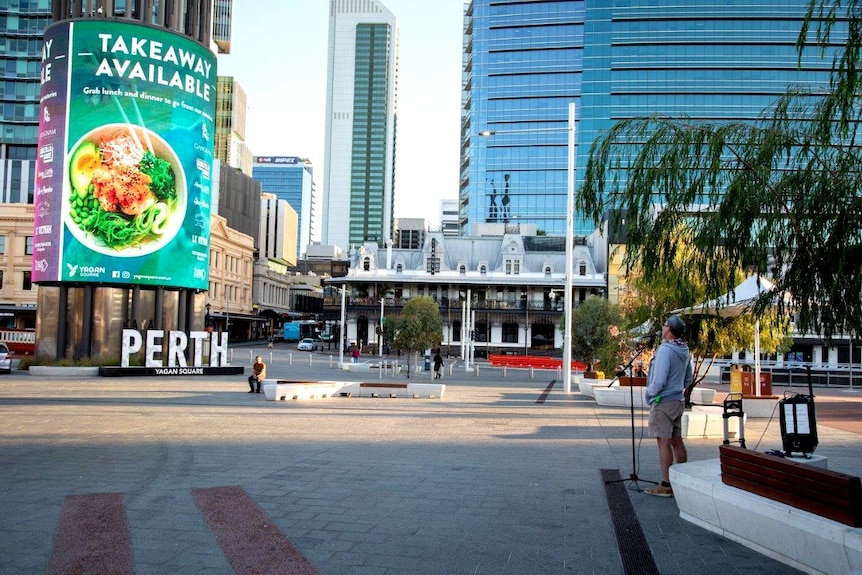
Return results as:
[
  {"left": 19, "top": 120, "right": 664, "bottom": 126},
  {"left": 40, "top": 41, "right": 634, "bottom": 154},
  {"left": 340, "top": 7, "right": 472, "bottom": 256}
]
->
[{"left": 85, "top": 198, "right": 176, "bottom": 250}]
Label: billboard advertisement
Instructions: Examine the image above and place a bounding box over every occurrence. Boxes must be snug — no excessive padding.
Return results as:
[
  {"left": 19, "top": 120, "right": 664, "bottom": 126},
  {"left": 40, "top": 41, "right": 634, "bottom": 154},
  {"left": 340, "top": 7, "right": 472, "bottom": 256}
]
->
[{"left": 32, "top": 20, "right": 216, "bottom": 289}]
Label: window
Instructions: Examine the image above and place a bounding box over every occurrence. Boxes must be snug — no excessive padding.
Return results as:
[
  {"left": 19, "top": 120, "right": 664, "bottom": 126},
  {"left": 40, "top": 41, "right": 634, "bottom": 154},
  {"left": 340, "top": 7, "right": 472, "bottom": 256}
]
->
[
  {"left": 452, "top": 320, "right": 462, "bottom": 342},
  {"left": 544, "top": 266, "right": 551, "bottom": 276},
  {"left": 363, "top": 258, "right": 370, "bottom": 271},
  {"left": 396, "top": 264, "right": 403, "bottom": 273},
  {"left": 480, "top": 265, "right": 487, "bottom": 274},
  {"left": 24, "top": 236, "right": 33, "bottom": 255},
  {"left": 502, "top": 322, "right": 518, "bottom": 343},
  {"left": 474, "top": 321, "right": 488, "bottom": 342},
  {"left": 0, "top": 270, "right": 4, "bottom": 289},
  {"left": 0, "top": 236, "right": 5, "bottom": 254},
  {"left": 579, "top": 261, "right": 586, "bottom": 276},
  {"left": 23, "top": 271, "right": 31, "bottom": 290},
  {"left": 459, "top": 264, "right": 466, "bottom": 274}
]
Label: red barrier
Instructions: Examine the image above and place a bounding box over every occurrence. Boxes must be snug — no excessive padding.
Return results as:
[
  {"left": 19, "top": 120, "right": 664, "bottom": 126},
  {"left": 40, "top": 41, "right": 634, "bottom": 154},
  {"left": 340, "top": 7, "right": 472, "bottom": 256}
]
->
[{"left": 488, "top": 354, "right": 586, "bottom": 371}]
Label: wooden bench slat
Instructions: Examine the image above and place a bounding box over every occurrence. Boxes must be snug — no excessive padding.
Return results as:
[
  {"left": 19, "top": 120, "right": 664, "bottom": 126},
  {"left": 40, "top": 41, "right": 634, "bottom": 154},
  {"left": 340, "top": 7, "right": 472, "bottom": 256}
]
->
[
  {"left": 720, "top": 461, "right": 854, "bottom": 509},
  {"left": 619, "top": 377, "right": 647, "bottom": 386},
  {"left": 359, "top": 383, "right": 408, "bottom": 389},
  {"left": 719, "top": 445, "right": 862, "bottom": 527},
  {"left": 722, "top": 475, "right": 858, "bottom": 526},
  {"left": 720, "top": 445, "right": 861, "bottom": 487},
  {"left": 719, "top": 456, "right": 857, "bottom": 496}
]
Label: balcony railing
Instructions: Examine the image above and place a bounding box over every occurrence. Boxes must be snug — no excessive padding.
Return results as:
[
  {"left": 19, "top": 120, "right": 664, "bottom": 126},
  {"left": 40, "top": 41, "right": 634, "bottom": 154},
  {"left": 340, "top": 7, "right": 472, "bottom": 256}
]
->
[{"left": 323, "top": 296, "right": 565, "bottom": 313}]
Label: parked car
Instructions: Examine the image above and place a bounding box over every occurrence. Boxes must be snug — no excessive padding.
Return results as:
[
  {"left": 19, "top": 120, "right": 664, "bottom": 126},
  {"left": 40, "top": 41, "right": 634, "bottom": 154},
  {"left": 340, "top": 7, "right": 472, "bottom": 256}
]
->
[
  {"left": 297, "top": 338, "right": 317, "bottom": 352},
  {"left": 0, "top": 343, "right": 12, "bottom": 373}
]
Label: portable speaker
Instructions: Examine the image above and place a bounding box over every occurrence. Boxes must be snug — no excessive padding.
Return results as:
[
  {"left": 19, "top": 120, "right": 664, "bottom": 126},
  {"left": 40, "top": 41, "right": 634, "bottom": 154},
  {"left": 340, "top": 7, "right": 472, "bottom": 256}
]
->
[{"left": 779, "top": 393, "right": 818, "bottom": 456}]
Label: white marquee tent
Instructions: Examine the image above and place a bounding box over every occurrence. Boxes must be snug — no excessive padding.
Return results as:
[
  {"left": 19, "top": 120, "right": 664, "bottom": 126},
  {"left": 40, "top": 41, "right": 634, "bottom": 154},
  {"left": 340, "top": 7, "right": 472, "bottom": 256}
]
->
[{"left": 673, "top": 275, "right": 781, "bottom": 394}]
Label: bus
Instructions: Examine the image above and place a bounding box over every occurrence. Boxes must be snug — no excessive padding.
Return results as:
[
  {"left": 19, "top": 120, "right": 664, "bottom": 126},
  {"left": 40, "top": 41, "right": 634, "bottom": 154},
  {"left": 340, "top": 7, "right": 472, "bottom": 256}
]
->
[{"left": 282, "top": 320, "right": 318, "bottom": 342}]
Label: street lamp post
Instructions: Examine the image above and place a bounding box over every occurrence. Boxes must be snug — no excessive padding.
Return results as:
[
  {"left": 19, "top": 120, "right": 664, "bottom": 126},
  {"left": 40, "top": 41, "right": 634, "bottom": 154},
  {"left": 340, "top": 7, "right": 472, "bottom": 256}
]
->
[
  {"left": 563, "top": 102, "right": 576, "bottom": 394},
  {"left": 339, "top": 286, "right": 346, "bottom": 368},
  {"left": 522, "top": 289, "right": 529, "bottom": 356},
  {"left": 379, "top": 296, "right": 385, "bottom": 358},
  {"left": 480, "top": 102, "right": 577, "bottom": 392}
]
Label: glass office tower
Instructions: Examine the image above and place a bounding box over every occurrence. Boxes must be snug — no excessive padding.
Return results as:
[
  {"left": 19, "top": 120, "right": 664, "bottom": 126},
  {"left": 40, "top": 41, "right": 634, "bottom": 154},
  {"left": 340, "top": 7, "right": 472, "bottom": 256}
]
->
[
  {"left": 252, "top": 156, "right": 316, "bottom": 261},
  {"left": 322, "top": 0, "right": 398, "bottom": 252},
  {"left": 0, "top": 1, "right": 51, "bottom": 203},
  {"left": 460, "top": 0, "right": 842, "bottom": 236}
]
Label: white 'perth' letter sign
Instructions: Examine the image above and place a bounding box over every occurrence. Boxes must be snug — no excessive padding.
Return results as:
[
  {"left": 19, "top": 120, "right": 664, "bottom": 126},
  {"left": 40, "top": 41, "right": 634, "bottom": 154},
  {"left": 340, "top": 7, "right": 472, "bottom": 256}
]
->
[{"left": 120, "top": 329, "right": 228, "bottom": 367}]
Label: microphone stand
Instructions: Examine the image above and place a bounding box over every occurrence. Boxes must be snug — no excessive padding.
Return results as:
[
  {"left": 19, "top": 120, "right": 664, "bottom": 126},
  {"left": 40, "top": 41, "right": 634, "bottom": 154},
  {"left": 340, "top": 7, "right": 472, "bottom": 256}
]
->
[{"left": 605, "top": 338, "right": 658, "bottom": 491}]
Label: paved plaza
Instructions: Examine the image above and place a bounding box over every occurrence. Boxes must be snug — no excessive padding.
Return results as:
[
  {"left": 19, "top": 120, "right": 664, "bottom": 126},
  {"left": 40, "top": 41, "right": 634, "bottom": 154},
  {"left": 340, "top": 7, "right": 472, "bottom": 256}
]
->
[{"left": 0, "top": 346, "right": 860, "bottom": 574}]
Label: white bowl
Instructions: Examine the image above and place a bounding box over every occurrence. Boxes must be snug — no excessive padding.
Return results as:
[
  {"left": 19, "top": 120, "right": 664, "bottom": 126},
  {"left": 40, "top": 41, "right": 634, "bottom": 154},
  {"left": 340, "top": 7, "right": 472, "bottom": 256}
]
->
[{"left": 64, "top": 123, "right": 187, "bottom": 257}]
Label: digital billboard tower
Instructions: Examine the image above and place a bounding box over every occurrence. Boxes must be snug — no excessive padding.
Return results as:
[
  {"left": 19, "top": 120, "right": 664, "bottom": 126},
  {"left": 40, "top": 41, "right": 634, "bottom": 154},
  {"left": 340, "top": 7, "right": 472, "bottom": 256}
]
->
[
  {"left": 32, "top": 4, "right": 223, "bottom": 362},
  {"left": 33, "top": 20, "right": 215, "bottom": 288}
]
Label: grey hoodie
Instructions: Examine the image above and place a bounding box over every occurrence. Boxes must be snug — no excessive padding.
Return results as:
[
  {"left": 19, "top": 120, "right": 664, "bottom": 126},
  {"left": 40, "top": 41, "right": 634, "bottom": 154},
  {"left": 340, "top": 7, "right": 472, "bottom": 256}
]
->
[{"left": 645, "top": 339, "right": 692, "bottom": 405}]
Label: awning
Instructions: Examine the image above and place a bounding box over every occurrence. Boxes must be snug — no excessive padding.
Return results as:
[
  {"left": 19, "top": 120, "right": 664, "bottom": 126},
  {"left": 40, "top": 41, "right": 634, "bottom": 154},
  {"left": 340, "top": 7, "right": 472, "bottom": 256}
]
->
[{"left": 206, "top": 312, "right": 268, "bottom": 322}]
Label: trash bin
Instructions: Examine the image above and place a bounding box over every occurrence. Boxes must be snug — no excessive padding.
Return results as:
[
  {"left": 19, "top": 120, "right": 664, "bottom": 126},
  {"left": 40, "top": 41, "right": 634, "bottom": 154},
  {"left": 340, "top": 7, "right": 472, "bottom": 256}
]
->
[
  {"left": 424, "top": 350, "right": 431, "bottom": 371},
  {"left": 730, "top": 369, "right": 742, "bottom": 394},
  {"left": 740, "top": 371, "right": 772, "bottom": 396}
]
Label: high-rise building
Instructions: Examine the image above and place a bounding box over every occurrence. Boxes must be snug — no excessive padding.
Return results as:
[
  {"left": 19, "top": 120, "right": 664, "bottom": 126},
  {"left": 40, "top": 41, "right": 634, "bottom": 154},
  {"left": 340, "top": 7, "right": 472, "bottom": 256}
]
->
[
  {"left": 259, "top": 193, "right": 298, "bottom": 266},
  {"left": 322, "top": 0, "right": 398, "bottom": 252},
  {"left": 252, "top": 156, "right": 316, "bottom": 260},
  {"left": 212, "top": 0, "right": 233, "bottom": 54},
  {"left": 0, "top": 2, "right": 51, "bottom": 203},
  {"left": 460, "top": 0, "right": 841, "bottom": 236},
  {"left": 215, "top": 76, "right": 252, "bottom": 175}
]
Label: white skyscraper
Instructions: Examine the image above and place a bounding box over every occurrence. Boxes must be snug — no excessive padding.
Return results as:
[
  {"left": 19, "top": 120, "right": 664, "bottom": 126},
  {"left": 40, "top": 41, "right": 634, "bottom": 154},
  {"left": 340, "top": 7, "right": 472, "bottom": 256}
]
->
[{"left": 321, "top": 0, "right": 398, "bottom": 253}]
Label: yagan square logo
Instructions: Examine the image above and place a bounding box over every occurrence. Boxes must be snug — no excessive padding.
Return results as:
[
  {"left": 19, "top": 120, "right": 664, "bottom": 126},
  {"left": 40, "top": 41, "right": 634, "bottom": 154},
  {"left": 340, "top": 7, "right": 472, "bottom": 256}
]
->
[{"left": 31, "top": 20, "right": 217, "bottom": 290}]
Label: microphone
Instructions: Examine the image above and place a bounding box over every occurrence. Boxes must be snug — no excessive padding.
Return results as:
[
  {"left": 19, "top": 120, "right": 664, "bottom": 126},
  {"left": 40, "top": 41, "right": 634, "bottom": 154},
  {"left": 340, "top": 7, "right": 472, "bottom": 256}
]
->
[{"left": 635, "top": 330, "right": 662, "bottom": 347}]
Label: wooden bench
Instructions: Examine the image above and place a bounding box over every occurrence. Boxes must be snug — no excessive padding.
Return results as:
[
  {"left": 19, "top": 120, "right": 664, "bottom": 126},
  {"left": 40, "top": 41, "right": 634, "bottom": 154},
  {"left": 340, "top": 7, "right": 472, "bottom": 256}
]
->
[
  {"left": 618, "top": 376, "right": 646, "bottom": 386},
  {"left": 719, "top": 444, "right": 862, "bottom": 527}
]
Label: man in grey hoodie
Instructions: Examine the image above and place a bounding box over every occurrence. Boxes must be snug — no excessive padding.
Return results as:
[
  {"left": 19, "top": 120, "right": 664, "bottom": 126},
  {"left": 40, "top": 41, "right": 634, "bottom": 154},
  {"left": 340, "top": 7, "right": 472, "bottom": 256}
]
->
[{"left": 644, "top": 314, "right": 692, "bottom": 497}]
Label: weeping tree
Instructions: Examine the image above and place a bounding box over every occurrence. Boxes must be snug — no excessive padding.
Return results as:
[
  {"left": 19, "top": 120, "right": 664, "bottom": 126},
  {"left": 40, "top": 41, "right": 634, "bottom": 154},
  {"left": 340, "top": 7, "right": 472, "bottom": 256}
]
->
[
  {"left": 385, "top": 296, "right": 443, "bottom": 378},
  {"left": 578, "top": 0, "right": 862, "bottom": 342},
  {"left": 622, "top": 266, "right": 792, "bottom": 405}
]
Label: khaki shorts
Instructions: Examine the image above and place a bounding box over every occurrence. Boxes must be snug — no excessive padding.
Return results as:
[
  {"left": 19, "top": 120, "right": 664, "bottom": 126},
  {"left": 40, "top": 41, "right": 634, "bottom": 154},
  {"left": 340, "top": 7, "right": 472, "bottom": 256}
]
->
[{"left": 648, "top": 400, "right": 685, "bottom": 438}]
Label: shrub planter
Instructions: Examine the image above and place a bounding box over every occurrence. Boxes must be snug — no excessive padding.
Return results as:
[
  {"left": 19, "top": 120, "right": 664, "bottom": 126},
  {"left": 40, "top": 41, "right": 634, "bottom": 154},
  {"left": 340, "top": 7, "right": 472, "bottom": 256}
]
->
[{"left": 29, "top": 366, "right": 100, "bottom": 377}]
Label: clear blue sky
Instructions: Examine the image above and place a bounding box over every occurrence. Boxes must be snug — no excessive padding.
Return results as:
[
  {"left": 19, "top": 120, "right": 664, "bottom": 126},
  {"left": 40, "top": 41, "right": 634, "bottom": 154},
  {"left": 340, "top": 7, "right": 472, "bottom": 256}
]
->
[{"left": 217, "top": 0, "right": 465, "bottom": 228}]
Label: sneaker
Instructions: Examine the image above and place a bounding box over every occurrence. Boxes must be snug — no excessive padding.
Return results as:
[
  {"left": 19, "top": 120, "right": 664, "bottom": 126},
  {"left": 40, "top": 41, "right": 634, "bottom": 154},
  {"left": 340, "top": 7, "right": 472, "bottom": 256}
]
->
[{"left": 645, "top": 484, "right": 673, "bottom": 497}]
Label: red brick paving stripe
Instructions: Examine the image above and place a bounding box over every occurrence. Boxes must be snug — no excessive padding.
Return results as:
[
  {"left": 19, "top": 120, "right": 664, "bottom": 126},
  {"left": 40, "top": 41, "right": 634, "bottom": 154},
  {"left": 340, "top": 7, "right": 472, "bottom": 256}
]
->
[
  {"left": 192, "top": 485, "right": 318, "bottom": 575},
  {"left": 46, "top": 492, "right": 133, "bottom": 575}
]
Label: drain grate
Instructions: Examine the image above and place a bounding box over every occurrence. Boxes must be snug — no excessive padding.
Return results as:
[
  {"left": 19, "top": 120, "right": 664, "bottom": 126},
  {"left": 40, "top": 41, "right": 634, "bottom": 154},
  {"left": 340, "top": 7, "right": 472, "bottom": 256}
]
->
[{"left": 600, "top": 468, "right": 660, "bottom": 575}]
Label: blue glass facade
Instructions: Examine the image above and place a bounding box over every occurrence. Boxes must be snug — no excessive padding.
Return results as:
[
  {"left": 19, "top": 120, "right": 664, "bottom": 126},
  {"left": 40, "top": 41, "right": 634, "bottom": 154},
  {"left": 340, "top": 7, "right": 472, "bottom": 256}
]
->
[
  {"left": 460, "top": 0, "right": 843, "bottom": 236},
  {"left": 252, "top": 157, "right": 314, "bottom": 260},
  {"left": 0, "top": 1, "right": 51, "bottom": 203}
]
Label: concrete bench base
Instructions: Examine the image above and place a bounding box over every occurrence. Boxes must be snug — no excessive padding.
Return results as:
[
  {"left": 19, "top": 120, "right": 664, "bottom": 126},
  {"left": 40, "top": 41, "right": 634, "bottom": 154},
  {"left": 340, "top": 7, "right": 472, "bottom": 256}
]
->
[
  {"left": 740, "top": 396, "right": 780, "bottom": 418},
  {"left": 578, "top": 378, "right": 616, "bottom": 398},
  {"left": 262, "top": 381, "right": 343, "bottom": 401},
  {"left": 682, "top": 406, "right": 744, "bottom": 439},
  {"left": 593, "top": 386, "right": 648, "bottom": 408},
  {"left": 341, "top": 362, "right": 372, "bottom": 373},
  {"left": 671, "top": 458, "right": 861, "bottom": 575},
  {"left": 261, "top": 380, "right": 445, "bottom": 400},
  {"left": 593, "top": 387, "right": 717, "bottom": 408},
  {"left": 339, "top": 382, "right": 445, "bottom": 399}
]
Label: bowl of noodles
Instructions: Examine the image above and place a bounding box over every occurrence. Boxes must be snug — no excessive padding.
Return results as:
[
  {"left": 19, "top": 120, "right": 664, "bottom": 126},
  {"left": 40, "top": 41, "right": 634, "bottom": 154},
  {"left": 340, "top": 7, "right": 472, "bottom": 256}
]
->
[{"left": 64, "top": 124, "right": 186, "bottom": 257}]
